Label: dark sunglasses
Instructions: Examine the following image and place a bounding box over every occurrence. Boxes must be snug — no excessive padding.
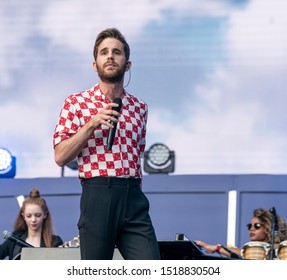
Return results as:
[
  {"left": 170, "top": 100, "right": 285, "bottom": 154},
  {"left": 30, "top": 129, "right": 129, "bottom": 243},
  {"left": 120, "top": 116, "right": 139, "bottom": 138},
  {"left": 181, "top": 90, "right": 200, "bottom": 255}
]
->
[{"left": 247, "top": 223, "right": 263, "bottom": 230}]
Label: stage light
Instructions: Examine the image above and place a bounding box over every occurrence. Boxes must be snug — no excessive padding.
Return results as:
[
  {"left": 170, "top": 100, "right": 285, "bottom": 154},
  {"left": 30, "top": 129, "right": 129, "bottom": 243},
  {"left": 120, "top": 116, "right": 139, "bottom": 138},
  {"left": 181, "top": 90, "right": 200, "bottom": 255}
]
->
[
  {"left": 0, "top": 148, "right": 16, "bottom": 178},
  {"left": 144, "top": 143, "right": 175, "bottom": 174}
]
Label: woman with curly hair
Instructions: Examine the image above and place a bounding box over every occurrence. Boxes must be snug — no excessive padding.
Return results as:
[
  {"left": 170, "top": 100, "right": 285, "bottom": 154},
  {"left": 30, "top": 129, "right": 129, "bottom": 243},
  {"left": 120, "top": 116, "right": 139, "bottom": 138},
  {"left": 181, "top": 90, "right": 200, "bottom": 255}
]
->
[
  {"left": 250, "top": 208, "right": 287, "bottom": 245},
  {"left": 196, "top": 208, "right": 287, "bottom": 259},
  {"left": 0, "top": 188, "right": 63, "bottom": 260}
]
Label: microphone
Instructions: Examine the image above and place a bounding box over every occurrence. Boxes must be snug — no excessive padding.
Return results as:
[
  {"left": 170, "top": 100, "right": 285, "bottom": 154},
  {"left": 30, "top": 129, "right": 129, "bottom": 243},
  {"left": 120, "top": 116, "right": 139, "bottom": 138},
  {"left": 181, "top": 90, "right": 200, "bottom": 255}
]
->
[
  {"left": 2, "top": 230, "right": 34, "bottom": 248},
  {"left": 107, "top": 98, "right": 122, "bottom": 150},
  {"left": 269, "top": 207, "right": 279, "bottom": 259},
  {"left": 270, "top": 207, "right": 279, "bottom": 232}
]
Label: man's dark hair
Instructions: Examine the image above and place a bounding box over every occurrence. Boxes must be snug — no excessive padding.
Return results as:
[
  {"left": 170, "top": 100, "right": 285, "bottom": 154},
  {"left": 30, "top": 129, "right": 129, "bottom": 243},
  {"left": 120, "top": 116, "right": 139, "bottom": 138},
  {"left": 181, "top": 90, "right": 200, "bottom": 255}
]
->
[{"left": 93, "top": 28, "right": 130, "bottom": 61}]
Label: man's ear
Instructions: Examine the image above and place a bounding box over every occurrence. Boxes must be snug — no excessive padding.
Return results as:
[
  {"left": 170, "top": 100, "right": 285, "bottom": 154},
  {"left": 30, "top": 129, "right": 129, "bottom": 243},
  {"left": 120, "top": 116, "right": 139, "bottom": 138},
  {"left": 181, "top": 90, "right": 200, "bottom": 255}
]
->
[
  {"left": 126, "top": 61, "right": 132, "bottom": 71},
  {"left": 93, "top": 61, "right": 97, "bottom": 72}
]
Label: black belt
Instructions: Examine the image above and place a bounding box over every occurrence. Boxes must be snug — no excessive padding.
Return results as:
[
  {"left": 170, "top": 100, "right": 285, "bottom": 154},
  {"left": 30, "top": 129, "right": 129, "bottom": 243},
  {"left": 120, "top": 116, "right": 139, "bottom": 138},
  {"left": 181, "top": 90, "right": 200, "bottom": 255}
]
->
[{"left": 82, "top": 177, "right": 141, "bottom": 186}]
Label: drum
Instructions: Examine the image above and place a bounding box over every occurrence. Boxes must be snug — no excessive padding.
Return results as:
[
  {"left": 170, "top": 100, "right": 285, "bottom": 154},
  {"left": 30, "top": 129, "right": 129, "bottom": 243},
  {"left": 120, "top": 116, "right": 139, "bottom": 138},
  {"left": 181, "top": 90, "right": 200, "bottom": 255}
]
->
[
  {"left": 276, "top": 241, "right": 287, "bottom": 260},
  {"left": 241, "top": 241, "right": 271, "bottom": 260}
]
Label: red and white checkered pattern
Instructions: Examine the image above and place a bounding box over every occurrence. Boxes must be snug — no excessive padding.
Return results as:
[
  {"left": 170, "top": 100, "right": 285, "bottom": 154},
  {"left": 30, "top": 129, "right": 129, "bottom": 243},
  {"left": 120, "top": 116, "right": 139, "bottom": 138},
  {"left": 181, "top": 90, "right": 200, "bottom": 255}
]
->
[{"left": 53, "top": 84, "right": 147, "bottom": 179}]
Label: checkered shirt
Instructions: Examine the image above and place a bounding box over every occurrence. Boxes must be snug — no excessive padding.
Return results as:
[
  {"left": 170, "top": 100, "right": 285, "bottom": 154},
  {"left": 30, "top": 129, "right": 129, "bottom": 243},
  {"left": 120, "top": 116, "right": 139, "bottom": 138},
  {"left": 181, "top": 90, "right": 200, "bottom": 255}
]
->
[{"left": 53, "top": 84, "right": 148, "bottom": 179}]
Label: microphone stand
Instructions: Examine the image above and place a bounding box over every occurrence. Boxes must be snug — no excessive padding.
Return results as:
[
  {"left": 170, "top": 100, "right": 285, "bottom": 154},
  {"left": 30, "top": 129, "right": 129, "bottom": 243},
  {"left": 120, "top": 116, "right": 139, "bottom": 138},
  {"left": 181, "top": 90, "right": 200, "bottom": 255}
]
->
[{"left": 269, "top": 207, "right": 278, "bottom": 260}]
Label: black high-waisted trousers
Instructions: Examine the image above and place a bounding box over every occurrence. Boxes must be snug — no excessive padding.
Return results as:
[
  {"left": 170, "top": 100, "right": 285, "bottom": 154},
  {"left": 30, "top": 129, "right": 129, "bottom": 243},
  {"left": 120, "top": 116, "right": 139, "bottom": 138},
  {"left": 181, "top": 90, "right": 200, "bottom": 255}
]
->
[{"left": 78, "top": 177, "right": 160, "bottom": 260}]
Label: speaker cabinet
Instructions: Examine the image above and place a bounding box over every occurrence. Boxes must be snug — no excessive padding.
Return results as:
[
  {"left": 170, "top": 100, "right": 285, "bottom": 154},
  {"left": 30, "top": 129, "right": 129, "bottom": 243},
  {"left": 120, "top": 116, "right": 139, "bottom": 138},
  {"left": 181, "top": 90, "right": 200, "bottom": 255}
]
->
[{"left": 20, "top": 248, "right": 123, "bottom": 260}]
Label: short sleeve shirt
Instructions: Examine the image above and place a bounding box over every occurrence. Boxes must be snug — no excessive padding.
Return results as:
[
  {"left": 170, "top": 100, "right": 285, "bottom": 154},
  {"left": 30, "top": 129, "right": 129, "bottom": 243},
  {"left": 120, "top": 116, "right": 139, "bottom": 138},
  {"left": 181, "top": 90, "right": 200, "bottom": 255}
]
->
[{"left": 53, "top": 84, "right": 148, "bottom": 179}]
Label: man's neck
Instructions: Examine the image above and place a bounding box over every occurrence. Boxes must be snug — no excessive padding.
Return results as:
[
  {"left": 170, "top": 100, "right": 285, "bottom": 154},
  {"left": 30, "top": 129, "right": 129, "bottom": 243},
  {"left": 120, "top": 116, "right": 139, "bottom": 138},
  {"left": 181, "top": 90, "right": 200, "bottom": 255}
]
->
[{"left": 99, "top": 81, "right": 124, "bottom": 101}]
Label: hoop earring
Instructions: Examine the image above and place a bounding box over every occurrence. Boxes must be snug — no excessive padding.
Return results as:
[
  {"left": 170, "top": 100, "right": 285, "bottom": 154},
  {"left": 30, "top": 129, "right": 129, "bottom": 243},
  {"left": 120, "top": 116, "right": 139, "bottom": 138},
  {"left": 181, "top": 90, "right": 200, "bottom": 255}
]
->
[{"left": 124, "top": 68, "right": 131, "bottom": 88}]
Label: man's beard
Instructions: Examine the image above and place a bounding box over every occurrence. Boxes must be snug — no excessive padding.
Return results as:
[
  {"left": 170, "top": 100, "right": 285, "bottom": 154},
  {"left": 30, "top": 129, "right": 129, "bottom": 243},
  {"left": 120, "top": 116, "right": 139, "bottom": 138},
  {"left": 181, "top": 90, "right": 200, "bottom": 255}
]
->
[{"left": 97, "top": 63, "right": 126, "bottom": 84}]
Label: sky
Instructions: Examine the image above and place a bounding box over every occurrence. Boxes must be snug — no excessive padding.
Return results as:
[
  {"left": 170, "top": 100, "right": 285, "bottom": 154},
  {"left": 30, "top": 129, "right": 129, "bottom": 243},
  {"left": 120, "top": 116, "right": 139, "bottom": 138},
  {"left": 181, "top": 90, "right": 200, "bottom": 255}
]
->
[{"left": 0, "top": 0, "right": 287, "bottom": 178}]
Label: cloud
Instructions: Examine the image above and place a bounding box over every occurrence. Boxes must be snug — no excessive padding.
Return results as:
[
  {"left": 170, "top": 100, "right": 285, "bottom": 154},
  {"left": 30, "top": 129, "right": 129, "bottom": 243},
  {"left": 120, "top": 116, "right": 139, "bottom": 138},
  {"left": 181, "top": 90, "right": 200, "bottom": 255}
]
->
[
  {"left": 0, "top": 4, "right": 32, "bottom": 87},
  {"left": 148, "top": 0, "right": 287, "bottom": 174},
  {"left": 226, "top": 0, "right": 287, "bottom": 65},
  {"left": 37, "top": 1, "right": 160, "bottom": 54},
  {"left": 1, "top": 0, "right": 286, "bottom": 178},
  {"left": 36, "top": 0, "right": 233, "bottom": 54},
  {"left": 0, "top": 0, "right": 236, "bottom": 90},
  {"left": 0, "top": 0, "right": 232, "bottom": 89}
]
